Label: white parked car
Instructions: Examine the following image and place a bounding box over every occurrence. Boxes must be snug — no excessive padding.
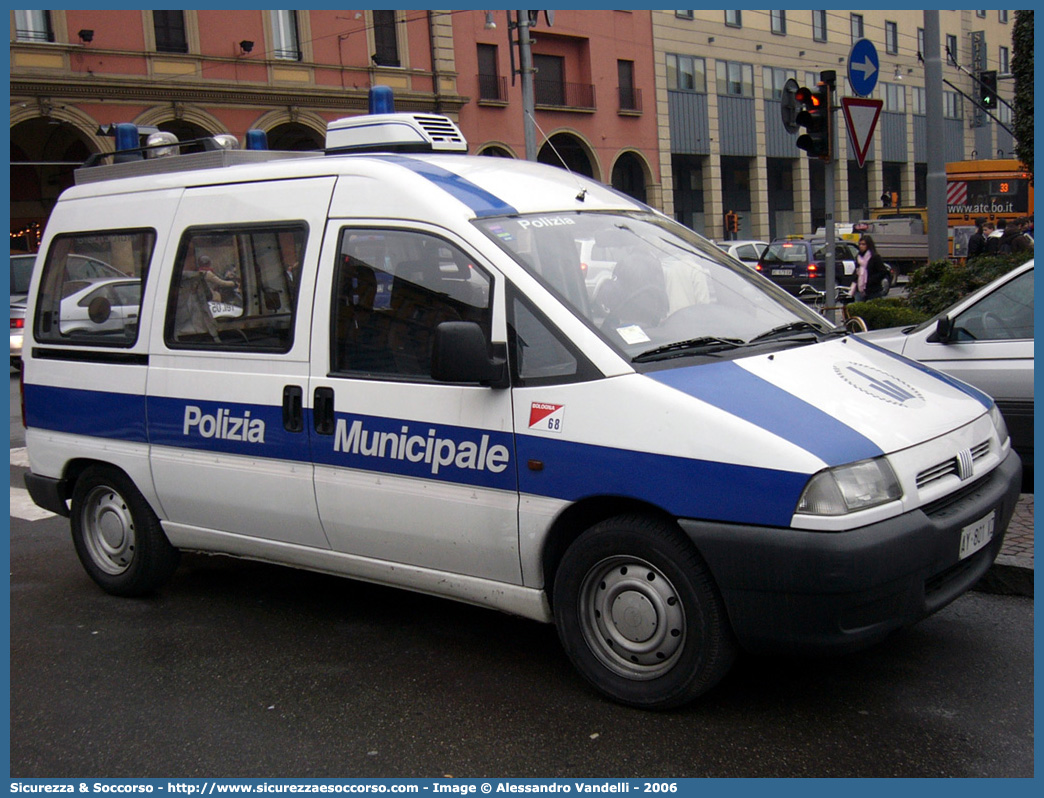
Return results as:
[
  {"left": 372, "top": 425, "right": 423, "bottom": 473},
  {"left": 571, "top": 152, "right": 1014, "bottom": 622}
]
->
[
  {"left": 58, "top": 277, "right": 142, "bottom": 337},
  {"left": 714, "top": 239, "right": 769, "bottom": 266},
  {"left": 858, "top": 260, "right": 1033, "bottom": 472}
]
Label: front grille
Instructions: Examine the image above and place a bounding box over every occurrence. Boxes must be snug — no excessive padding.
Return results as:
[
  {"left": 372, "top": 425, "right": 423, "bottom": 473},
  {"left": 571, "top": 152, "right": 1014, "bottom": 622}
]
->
[
  {"left": 916, "top": 440, "right": 990, "bottom": 489},
  {"left": 921, "top": 474, "right": 990, "bottom": 518}
]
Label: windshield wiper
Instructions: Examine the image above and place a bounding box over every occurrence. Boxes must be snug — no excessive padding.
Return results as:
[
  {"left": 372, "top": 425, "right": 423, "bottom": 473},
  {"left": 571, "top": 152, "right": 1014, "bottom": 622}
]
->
[
  {"left": 633, "top": 336, "right": 745, "bottom": 363},
  {"left": 748, "top": 321, "right": 837, "bottom": 343}
]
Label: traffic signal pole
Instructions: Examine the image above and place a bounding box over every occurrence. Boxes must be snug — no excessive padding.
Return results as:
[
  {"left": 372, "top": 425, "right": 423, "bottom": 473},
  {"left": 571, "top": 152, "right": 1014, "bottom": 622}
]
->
[
  {"left": 824, "top": 155, "right": 836, "bottom": 323},
  {"left": 793, "top": 73, "right": 838, "bottom": 322},
  {"left": 821, "top": 73, "right": 837, "bottom": 324}
]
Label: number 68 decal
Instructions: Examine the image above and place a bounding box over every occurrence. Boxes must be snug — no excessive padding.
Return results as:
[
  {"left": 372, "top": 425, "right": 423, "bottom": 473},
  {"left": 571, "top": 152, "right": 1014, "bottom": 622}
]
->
[{"left": 529, "top": 402, "right": 565, "bottom": 434}]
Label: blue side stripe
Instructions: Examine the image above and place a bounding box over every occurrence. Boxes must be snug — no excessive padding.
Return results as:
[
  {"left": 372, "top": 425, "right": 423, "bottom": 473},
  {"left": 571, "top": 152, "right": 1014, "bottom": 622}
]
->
[
  {"left": 375, "top": 155, "right": 518, "bottom": 218},
  {"left": 147, "top": 396, "right": 309, "bottom": 464},
  {"left": 309, "top": 412, "right": 517, "bottom": 491},
  {"left": 647, "top": 361, "right": 883, "bottom": 466},
  {"left": 517, "top": 436, "right": 808, "bottom": 527},
  {"left": 25, "top": 384, "right": 814, "bottom": 526},
  {"left": 849, "top": 335, "right": 993, "bottom": 409},
  {"left": 23, "top": 384, "right": 148, "bottom": 443}
]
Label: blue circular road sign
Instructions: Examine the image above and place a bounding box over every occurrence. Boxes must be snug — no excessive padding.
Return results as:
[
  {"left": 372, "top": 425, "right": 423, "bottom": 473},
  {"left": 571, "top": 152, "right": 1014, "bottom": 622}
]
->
[{"left": 848, "top": 38, "right": 880, "bottom": 97}]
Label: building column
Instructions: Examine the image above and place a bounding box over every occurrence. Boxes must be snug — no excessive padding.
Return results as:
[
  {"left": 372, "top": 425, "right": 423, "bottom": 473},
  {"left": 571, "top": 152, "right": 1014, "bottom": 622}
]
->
[
  {"left": 704, "top": 154, "right": 724, "bottom": 240},
  {"left": 750, "top": 155, "right": 770, "bottom": 241},
  {"left": 868, "top": 161, "right": 886, "bottom": 211},
  {"left": 900, "top": 163, "right": 917, "bottom": 210},
  {"left": 653, "top": 45, "right": 675, "bottom": 221}
]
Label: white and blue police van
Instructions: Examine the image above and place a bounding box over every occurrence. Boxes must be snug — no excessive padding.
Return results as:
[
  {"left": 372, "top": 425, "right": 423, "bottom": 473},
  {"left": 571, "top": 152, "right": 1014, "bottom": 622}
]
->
[{"left": 21, "top": 93, "right": 1022, "bottom": 709}]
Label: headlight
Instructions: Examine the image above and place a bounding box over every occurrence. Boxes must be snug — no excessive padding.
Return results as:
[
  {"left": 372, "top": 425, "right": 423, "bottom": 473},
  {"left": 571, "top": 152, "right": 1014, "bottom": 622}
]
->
[
  {"left": 797, "top": 457, "right": 902, "bottom": 516},
  {"left": 989, "top": 404, "right": 1010, "bottom": 447}
]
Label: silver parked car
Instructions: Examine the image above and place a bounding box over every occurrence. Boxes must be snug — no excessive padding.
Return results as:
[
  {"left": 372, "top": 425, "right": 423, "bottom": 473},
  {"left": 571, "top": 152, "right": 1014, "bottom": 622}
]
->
[
  {"left": 10, "top": 253, "right": 36, "bottom": 304},
  {"left": 10, "top": 254, "right": 36, "bottom": 368},
  {"left": 857, "top": 260, "right": 1033, "bottom": 472}
]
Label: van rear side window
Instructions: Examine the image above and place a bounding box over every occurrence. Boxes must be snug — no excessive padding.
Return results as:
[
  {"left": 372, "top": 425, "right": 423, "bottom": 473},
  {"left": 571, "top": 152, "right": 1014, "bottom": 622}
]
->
[
  {"left": 33, "top": 229, "right": 155, "bottom": 347},
  {"left": 165, "top": 224, "right": 306, "bottom": 352}
]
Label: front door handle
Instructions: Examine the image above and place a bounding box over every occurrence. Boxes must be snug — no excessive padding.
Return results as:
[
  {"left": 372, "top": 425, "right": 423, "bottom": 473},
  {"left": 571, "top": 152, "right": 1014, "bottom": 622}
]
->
[{"left": 314, "top": 387, "right": 335, "bottom": 435}]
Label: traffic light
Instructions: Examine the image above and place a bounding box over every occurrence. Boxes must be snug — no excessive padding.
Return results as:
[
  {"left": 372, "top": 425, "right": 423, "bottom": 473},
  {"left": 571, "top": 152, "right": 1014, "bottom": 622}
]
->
[
  {"left": 979, "top": 69, "right": 998, "bottom": 110},
  {"left": 725, "top": 211, "right": 740, "bottom": 234},
  {"left": 795, "top": 81, "right": 832, "bottom": 161}
]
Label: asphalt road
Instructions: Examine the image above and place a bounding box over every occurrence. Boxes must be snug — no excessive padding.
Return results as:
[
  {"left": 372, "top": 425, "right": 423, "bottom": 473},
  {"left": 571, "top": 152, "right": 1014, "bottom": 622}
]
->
[
  {"left": 8, "top": 477, "right": 1034, "bottom": 779},
  {"left": 8, "top": 375, "right": 1034, "bottom": 777}
]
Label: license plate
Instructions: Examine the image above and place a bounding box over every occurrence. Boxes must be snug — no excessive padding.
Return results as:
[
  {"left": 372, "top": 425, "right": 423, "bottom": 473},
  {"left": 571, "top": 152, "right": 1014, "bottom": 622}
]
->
[
  {"left": 959, "top": 511, "right": 995, "bottom": 560},
  {"left": 771, "top": 268, "right": 793, "bottom": 277}
]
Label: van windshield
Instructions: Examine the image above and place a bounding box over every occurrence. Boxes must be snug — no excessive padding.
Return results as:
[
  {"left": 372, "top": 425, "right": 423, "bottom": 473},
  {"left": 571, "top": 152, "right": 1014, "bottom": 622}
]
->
[{"left": 475, "top": 212, "right": 833, "bottom": 360}]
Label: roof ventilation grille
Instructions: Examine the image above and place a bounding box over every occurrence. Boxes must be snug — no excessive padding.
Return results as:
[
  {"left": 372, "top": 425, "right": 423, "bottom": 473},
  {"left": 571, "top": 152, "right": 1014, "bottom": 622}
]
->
[{"left": 325, "top": 113, "right": 468, "bottom": 155}]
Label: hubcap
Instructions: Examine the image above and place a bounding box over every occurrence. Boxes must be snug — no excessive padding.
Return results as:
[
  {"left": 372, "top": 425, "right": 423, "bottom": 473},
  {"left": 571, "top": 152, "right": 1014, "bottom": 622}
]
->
[
  {"left": 578, "top": 556, "right": 686, "bottom": 680},
  {"left": 81, "top": 485, "right": 136, "bottom": 575}
]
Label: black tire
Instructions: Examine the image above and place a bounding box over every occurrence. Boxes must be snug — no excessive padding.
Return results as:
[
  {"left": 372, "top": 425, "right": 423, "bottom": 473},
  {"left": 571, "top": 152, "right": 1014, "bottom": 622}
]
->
[
  {"left": 552, "top": 515, "right": 737, "bottom": 709},
  {"left": 70, "top": 465, "right": 180, "bottom": 597}
]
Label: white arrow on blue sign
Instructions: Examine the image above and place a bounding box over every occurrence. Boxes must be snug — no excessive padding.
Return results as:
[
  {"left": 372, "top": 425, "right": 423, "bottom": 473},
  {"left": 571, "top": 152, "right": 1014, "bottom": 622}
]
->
[{"left": 848, "top": 38, "right": 880, "bottom": 97}]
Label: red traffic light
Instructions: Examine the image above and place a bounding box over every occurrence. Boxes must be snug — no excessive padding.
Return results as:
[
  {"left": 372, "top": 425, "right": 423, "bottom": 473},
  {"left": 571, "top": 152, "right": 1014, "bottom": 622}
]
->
[
  {"left": 794, "top": 82, "right": 832, "bottom": 161},
  {"left": 795, "top": 86, "right": 820, "bottom": 108}
]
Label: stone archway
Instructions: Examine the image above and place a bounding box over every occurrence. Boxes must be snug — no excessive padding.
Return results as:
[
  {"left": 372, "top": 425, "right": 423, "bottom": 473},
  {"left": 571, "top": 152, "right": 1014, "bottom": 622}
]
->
[
  {"left": 477, "top": 144, "right": 515, "bottom": 158},
  {"left": 266, "top": 122, "right": 324, "bottom": 151},
  {"left": 135, "top": 105, "right": 227, "bottom": 153},
  {"left": 537, "top": 132, "right": 596, "bottom": 179},
  {"left": 611, "top": 151, "right": 650, "bottom": 204},
  {"left": 10, "top": 116, "right": 97, "bottom": 250},
  {"left": 153, "top": 119, "right": 214, "bottom": 154},
  {"left": 249, "top": 109, "right": 327, "bottom": 151}
]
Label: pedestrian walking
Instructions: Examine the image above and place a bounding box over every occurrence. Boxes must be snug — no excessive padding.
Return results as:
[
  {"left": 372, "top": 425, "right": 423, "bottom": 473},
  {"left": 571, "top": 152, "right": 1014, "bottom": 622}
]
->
[{"left": 851, "top": 235, "right": 889, "bottom": 302}]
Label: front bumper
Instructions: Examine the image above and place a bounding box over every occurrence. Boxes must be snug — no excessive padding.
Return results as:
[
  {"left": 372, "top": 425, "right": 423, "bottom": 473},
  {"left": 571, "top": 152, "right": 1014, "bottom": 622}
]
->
[{"left": 679, "top": 449, "right": 1022, "bottom": 655}]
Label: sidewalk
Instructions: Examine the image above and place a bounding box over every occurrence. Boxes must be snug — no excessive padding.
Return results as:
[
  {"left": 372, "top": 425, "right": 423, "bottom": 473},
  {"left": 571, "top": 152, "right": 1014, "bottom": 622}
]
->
[{"left": 976, "top": 493, "right": 1034, "bottom": 597}]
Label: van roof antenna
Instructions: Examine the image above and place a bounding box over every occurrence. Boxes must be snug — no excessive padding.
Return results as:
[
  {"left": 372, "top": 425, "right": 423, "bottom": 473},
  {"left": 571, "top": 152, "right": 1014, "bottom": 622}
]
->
[{"left": 526, "top": 109, "right": 587, "bottom": 201}]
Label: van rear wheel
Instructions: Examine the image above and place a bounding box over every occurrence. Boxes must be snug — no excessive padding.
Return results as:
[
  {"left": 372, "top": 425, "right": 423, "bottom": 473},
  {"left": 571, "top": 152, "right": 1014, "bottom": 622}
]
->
[
  {"left": 553, "top": 515, "right": 736, "bottom": 709},
  {"left": 70, "top": 465, "right": 180, "bottom": 597}
]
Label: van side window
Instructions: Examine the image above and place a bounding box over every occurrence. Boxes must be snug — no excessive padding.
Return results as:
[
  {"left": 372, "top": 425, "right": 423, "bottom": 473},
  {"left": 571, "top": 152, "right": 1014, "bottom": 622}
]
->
[
  {"left": 508, "top": 290, "right": 600, "bottom": 385},
  {"left": 165, "top": 225, "right": 306, "bottom": 352},
  {"left": 33, "top": 229, "right": 155, "bottom": 347},
  {"left": 331, "top": 229, "right": 491, "bottom": 378}
]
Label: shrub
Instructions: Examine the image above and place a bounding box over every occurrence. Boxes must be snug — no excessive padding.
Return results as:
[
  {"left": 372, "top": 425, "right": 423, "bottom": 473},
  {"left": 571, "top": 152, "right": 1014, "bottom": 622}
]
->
[
  {"left": 844, "top": 253, "right": 1031, "bottom": 331},
  {"left": 846, "top": 297, "right": 930, "bottom": 330},
  {"left": 905, "top": 254, "right": 1030, "bottom": 316}
]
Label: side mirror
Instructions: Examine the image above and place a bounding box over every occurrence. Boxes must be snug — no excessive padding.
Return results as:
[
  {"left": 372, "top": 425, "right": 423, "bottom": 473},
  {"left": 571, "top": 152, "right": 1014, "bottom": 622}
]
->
[
  {"left": 932, "top": 316, "right": 954, "bottom": 343},
  {"left": 431, "top": 321, "right": 509, "bottom": 388},
  {"left": 87, "top": 296, "right": 112, "bottom": 325}
]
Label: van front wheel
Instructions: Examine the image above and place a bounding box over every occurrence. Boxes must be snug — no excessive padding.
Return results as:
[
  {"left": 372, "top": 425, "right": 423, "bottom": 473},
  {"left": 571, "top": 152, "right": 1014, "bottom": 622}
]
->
[
  {"left": 70, "top": 466, "right": 180, "bottom": 597},
  {"left": 553, "top": 516, "right": 736, "bottom": 709}
]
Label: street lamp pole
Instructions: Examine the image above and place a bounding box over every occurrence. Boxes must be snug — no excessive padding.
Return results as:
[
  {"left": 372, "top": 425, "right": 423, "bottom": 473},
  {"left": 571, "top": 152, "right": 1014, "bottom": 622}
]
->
[
  {"left": 923, "top": 10, "right": 948, "bottom": 263},
  {"left": 516, "top": 11, "right": 538, "bottom": 161}
]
